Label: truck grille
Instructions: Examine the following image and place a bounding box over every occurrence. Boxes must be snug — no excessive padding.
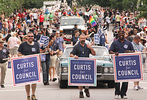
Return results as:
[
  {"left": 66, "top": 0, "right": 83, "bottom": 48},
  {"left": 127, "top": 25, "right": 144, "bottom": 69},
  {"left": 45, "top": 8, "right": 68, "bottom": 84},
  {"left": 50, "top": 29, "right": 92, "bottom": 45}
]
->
[
  {"left": 63, "top": 29, "right": 73, "bottom": 34},
  {"left": 97, "top": 66, "right": 102, "bottom": 73}
]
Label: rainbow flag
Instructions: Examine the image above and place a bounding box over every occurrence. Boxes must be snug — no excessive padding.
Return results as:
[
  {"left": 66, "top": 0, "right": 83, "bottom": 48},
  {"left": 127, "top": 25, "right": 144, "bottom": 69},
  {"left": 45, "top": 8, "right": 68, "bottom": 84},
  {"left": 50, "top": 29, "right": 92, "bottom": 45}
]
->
[
  {"left": 77, "top": 12, "right": 80, "bottom": 17},
  {"left": 89, "top": 16, "right": 97, "bottom": 27}
]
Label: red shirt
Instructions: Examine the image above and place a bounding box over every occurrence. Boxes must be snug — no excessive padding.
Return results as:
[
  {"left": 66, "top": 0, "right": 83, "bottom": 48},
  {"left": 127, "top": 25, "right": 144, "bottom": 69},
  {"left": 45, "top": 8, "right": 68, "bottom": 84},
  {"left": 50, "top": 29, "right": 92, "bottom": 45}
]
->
[{"left": 39, "top": 15, "right": 44, "bottom": 22}]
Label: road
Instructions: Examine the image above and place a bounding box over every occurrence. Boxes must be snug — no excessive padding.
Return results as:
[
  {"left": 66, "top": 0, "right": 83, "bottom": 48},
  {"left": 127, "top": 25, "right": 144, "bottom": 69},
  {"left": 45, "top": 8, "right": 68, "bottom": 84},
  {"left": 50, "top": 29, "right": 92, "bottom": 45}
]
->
[{"left": 0, "top": 68, "right": 147, "bottom": 100}]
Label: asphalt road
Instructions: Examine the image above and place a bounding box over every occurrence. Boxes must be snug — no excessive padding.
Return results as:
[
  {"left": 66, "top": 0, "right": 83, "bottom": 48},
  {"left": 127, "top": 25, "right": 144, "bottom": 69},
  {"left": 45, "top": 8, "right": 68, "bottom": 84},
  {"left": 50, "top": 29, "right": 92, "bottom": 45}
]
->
[{"left": 0, "top": 68, "right": 147, "bottom": 100}]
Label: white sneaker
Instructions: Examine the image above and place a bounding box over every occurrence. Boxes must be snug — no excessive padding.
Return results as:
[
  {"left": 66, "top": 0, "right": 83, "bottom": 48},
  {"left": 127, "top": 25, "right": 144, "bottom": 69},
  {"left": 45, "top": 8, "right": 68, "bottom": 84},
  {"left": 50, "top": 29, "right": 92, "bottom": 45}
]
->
[
  {"left": 123, "top": 95, "right": 128, "bottom": 99},
  {"left": 114, "top": 95, "right": 119, "bottom": 99},
  {"left": 134, "top": 86, "right": 138, "bottom": 90},
  {"left": 138, "top": 86, "right": 143, "bottom": 90}
]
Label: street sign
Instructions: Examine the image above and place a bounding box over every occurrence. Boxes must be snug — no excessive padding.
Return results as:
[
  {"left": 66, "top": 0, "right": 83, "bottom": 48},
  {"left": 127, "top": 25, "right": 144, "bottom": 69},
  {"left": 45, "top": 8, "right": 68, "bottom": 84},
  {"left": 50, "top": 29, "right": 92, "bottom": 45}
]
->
[
  {"left": 68, "top": 58, "right": 96, "bottom": 86},
  {"left": 11, "top": 55, "right": 41, "bottom": 86},
  {"left": 113, "top": 53, "right": 143, "bottom": 82}
]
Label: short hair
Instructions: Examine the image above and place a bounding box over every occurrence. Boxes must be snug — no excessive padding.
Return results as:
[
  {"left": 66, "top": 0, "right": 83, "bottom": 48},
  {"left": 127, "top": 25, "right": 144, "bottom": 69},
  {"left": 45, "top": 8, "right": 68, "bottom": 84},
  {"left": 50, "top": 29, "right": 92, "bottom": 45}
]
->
[
  {"left": 27, "top": 32, "right": 34, "bottom": 36},
  {"left": 79, "top": 33, "right": 86, "bottom": 38},
  {"left": 74, "top": 30, "right": 79, "bottom": 34},
  {"left": 134, "top": 35, "right": 140, "bottom": 40}
]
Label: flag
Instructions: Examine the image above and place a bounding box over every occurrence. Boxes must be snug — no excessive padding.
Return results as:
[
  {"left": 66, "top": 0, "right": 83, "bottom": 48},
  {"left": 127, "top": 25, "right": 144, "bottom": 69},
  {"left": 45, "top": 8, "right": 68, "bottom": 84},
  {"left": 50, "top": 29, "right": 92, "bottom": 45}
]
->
[
  {"left": 77, "top": 12, "right": 80, "bottom": 17},
  {"left": 89, "top": 16, "right": 97, "bottom": 27}
]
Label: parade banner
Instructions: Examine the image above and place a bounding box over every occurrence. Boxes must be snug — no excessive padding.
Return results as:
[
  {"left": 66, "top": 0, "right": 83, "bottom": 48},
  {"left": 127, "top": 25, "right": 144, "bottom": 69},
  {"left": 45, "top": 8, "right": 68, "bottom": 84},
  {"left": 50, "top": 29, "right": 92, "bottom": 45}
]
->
[
  {"left": 68, "top": 58, "right": 96, "bottom": 86},
  {"left": 113, "top": 53, "right": 143, "bottom": 82},
  {"left": 40, "top": 35, "right": 49, "bottom": 47},
  {"left": 11, "top": 55, "right": 41, "bottom": 86}
]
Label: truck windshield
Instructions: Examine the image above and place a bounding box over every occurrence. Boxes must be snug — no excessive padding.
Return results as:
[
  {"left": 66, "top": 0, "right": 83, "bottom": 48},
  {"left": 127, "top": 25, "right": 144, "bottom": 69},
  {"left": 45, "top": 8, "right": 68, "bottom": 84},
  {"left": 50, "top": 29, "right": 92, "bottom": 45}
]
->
[
  {"left": 62, "top": 47, "right": 109, "bottom": 57},
  {"left": 60, "top": 18, "right": 84, "bottom": 26}
]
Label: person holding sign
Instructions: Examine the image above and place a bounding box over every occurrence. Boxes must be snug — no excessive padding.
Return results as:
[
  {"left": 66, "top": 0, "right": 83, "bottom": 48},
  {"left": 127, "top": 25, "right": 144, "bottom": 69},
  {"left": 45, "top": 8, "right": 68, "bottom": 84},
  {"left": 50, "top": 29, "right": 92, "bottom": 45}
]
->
[
  {"left": 18, "top": 32, "right": 40, "bottom": 100},
  {"left": 109, "top": 31, "right": 134, "bottom": 99},
  {"left": 70, "top": 34, "right": 96, "bottom": 98}
]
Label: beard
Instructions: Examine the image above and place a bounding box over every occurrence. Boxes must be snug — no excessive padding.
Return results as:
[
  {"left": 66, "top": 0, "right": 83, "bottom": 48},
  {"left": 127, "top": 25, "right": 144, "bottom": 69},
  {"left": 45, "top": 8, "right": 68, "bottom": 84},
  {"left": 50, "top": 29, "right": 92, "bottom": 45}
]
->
[
  {"left": 119, "top": 36, "right": 125, "bottom": 41},
  {"left": 80, "top": 40, "right": 85, "bottom": 44}
]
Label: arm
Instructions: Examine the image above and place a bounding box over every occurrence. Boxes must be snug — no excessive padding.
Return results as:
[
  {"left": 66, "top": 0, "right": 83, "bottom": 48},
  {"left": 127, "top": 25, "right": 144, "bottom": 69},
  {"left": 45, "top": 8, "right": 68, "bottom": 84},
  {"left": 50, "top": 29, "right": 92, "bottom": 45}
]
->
[
  {"left": 87, "top": 44, "right": 96, "bottom": 56},
  {"left": 70, "top": 46, "right": 78, "bottom": 59},
  {"left": 109, "top": 42, "right": 119, "bottom": 56}
]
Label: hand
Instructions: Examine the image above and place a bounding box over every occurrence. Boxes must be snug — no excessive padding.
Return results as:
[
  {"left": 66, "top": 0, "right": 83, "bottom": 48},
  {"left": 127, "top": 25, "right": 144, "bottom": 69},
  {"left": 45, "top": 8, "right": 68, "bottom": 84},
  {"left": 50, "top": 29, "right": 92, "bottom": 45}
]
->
[
  {"left": 87, "top": 44, "right": 92, "bottom": 49},
  {"left": 115, "top": 52, "right": 119, "bottom": 56},
  {"left": 125, "top": 50, "right": 134, "bottom": 53},
  {"left": 74, "top": 55, "right": 78, "bottom": 59}
]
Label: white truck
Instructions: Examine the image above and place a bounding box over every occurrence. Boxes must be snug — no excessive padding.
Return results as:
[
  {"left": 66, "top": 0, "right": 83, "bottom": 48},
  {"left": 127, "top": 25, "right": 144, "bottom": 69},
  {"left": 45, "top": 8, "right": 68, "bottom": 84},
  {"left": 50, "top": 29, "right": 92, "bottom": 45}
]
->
[{"left": 59, "top": 16, "right": 87, "bottom": 44}]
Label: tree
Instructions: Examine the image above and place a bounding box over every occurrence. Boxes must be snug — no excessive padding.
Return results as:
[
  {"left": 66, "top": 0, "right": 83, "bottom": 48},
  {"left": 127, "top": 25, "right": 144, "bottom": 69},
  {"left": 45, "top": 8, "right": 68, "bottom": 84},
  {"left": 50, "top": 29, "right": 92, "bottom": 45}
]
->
[
  {"left": 138, "top": 0, "right": 147, "bottom": 18},
  {"left": 77, "top": 0, "right": 110, "bottom": 7}
]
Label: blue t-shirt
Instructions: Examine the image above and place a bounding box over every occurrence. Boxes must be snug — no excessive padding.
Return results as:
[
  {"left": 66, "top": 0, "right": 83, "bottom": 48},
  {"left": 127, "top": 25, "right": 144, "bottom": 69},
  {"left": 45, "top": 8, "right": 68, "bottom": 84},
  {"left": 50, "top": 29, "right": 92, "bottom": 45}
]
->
[
  {"left": 109, "top": 39, "right": 134, "bottom": 53},
  {"left": 70, "top": 43, "right": 91, "bottom": 57}
]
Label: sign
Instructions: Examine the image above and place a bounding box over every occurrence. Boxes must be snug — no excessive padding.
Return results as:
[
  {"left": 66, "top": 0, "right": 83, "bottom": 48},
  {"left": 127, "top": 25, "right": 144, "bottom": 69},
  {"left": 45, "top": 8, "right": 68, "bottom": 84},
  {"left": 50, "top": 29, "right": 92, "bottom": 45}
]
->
[
  {"left": 68, "top": 58, "right": 96, "bottom": 86},
  {"left": 11, "top": 55, "right": 41, "bottom": 86},
  {"left": 113, "top": 53, "right": 143, "bottom": 82},
  {"left": 40, "top": 35, "right": 49, "bottom": 47},
  {"left": 94, "top": 34, "right": 100, "bottom": 44}
]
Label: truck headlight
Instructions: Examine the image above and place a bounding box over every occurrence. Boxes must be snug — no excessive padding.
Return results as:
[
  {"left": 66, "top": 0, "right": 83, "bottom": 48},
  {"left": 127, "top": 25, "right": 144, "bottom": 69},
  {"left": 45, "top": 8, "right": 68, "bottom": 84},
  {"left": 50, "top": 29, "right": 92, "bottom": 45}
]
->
[
  {"left": 62, "top": 67, "right": 68, "bottom": 73},
  {"left": 109, "top": 67, "right": 114, "bottom": 73},
  {"left": 104, "top": 68, "right": 109, "bottom": 73}
]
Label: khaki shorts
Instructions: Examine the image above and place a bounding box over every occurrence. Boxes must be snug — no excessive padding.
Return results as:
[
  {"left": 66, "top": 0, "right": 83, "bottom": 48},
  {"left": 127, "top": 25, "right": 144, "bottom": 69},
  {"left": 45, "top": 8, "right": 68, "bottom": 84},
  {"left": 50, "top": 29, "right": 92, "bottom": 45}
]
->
[
  {"left": 50, "top": 55, "right": 57, "bottom": 67},
  {"left": 9, "top": 46, "right": 18, "bottom": 56}
]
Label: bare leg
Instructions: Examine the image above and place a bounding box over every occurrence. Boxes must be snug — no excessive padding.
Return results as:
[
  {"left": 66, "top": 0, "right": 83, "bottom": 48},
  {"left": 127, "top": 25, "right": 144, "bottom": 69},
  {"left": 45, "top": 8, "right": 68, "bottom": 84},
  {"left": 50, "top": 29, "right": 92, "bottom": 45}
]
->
[
  {"left": 32, "top": 84, "right": 37, "bottom": 96},
  {"left": 53, "top": 67, "right": 55, "bottom": 78},
  {"left": 79, "top": 86, "right": 83, "bottom": 91},
  {"left": 25, "top": 85, "right": 30, "bottom": 97}
]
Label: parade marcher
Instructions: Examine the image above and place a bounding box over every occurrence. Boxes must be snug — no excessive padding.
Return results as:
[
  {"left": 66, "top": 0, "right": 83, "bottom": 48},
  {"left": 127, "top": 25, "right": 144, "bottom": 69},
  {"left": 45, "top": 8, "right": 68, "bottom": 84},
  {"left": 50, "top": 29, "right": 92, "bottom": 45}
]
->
[
  {"left": 49, "top": 34, "right": 59, "bottom": 82},
  {"left": 115, "top": 12, "right": 121, "bottom": 26},
  {"left": 132, "top": 35, "right": 146, "bottom": 90},
  {"left": 39, "top": 13, "right": 44, "bottom": 27},
  {"left": 7, "top": 32, "right": 21, "bottom": 57},
  {"left": 109, "top": 31, "right": 135, "bottom": 99},
  {"left": 0, "top": 39, "right": 9, "bottom": 88},
  {"left": 40, "top": 45, "right": 49, "bottom": 85},
  {"left": 70, "top": 34, "right": 96, "bottom": 98},
  {"left": 18, "top": 32, "right": 40, "bottom": 100},
  {"left": 71, "top": 30, "right": 80, "bottom": 46}
]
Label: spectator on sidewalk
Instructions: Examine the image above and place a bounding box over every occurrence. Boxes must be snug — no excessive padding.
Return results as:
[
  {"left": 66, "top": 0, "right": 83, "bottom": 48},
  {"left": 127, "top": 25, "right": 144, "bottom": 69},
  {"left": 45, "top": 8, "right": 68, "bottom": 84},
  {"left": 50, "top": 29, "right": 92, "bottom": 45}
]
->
[
  {"left": 132, "top": 35, "right": 146, "bottom": 90},
  {"left": 0, "top": 39, "right": 9, "bottom": 88}
]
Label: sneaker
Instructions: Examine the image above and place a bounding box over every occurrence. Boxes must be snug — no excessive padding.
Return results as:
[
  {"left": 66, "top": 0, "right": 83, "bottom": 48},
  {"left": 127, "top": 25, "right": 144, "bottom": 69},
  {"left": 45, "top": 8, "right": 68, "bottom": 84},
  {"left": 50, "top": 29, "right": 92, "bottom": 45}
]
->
[
  {"left": 53, "top": 78, "right": 57, "bottom": 82},
  {"left": 1, "top": 85, "right": 5, "bottom": 88},
  {"left": 44, "top": 82, "right": 49, "bottom": 85},
  {"left": 120, "top": 94, "right": 127, "bottom": 99},
  {"left": 31, "top": 95, "right": 37, "bottom": 100},
  {"left": 134, "top": 86, "right": 138, "bottom": 91},
  {"left": 114, "top": 95, "right": 119, "bottom": 99},
  {"left": 84, "top": 89, "right": 90, "bottom": 97},
  {"left": 79, "top": 91, "right": 84, "bottom": 98},
  {"left": 123, "top": 95, "right": 128, "bottom": 99},
  {"left": 27, "top": 96, "right": 31, "bottom": 100},
  {"left": 138, "top": 86, "right": 143, "bottom": 90}
]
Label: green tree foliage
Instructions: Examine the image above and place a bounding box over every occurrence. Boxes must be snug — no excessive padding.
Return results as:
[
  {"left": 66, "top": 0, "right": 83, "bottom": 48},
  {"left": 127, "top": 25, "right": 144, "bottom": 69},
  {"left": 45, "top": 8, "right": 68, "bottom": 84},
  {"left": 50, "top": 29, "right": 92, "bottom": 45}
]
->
[
  {"left": 23, "top": 0, "right": 47, "bottom": 9},
  {"left": 77, "top": 0, "right": 110, "bottom": 7},
  {"left": 138, "top": 0, "right": 147, "bottom": 18},
  {"left": 0, "top": 0, "right": 52, "bottom": 16}
]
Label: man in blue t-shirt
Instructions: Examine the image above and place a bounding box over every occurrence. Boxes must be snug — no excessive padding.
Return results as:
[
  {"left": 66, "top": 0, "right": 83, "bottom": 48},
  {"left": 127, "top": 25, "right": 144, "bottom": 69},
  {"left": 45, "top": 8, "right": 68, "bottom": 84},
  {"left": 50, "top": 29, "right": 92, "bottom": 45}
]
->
[
  {"left": 18, "top": 32, "right": 40, "bottom": 100},
  {"left": 70, "top": 34, "right": 96, "bottom": 98},
  {"left": 109, "top": 31, "right": 134, "bottom": 99}
]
